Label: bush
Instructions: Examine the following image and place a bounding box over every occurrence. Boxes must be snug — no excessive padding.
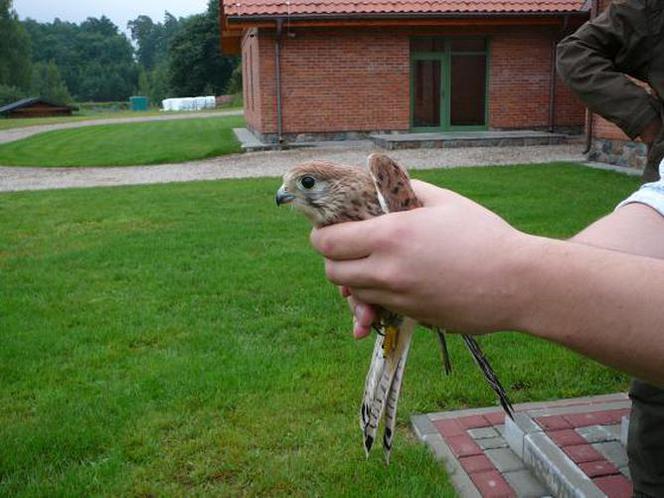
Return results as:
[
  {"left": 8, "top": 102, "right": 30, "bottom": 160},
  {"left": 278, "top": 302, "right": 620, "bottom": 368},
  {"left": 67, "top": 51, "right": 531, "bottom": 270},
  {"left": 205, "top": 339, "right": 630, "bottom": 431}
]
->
[
  {"left": 76, "top": 101, "right": 130, "bottom": 113},
  {"left": 30, "top": 61, "right": 72, "bottom": 105}
]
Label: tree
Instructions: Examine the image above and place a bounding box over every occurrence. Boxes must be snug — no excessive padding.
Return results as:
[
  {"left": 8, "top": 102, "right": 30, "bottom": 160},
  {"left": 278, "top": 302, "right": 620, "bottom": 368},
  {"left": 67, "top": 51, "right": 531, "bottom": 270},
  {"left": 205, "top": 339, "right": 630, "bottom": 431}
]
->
[
  {"left": 128, "top": 12, "right": 184, "bottom": 70},
  {"left": 0, "top": 84, "right": 28, "bottom": 106},
  {"left": 168, "top": 1, "right": 239, "bottom": 97},
  {"left": 31, "top": 61, "right": 71, "bottom": 104},
  {"left": 128, "top": 15, "right": 158, "bottom": 69},
  {"left": 0, "top": 0, "right": 31, "bottom": 90},
  {"left": 22, "top": 16, "right": 138, "bottom": 101},
  {"left": 146, "top": 61, "right": 171, "bottom": 104}
]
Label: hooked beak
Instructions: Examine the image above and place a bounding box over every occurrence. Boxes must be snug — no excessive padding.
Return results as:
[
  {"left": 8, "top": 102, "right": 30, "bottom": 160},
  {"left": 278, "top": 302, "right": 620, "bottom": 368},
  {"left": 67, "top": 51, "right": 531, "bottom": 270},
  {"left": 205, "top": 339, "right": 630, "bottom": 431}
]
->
[{"left": 276, "top": 185, "right": 295, "bottom": 206}]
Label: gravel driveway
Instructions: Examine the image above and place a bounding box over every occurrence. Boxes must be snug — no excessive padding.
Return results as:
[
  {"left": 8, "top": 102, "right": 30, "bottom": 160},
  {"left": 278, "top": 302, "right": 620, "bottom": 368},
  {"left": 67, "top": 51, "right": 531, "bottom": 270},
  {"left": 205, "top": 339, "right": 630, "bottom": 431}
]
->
[{"left": 0, "top": 142, "right": 585, "bottom": 193}]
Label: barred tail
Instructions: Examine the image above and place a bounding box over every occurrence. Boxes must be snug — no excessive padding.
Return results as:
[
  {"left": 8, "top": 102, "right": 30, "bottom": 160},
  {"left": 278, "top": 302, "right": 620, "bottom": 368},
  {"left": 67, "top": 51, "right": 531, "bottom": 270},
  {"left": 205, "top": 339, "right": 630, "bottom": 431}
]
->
[
  {"left": 382, "top": 340, "right": 410, "bottom": 465},
  {"left": 359, "top": 319, "right": 415, "bottom": 460}
]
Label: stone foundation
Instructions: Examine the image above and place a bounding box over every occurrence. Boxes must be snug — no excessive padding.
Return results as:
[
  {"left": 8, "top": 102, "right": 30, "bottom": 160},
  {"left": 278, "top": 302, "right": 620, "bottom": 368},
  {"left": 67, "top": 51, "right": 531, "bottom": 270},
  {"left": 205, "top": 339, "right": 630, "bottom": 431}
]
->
[
  {"left": 589, "top": 138, "right": 647, "bottom": 170},
  {"left": 251, "top": 125, "right": 583, "bottom": 145},
  {"left": 250, "top": 128, "right": 400, "bottom": 144}
]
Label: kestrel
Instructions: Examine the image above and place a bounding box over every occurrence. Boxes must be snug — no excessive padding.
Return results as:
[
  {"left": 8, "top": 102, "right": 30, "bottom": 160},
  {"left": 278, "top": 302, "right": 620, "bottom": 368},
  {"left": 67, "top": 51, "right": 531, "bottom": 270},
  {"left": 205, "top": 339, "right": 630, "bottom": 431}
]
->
[{"left": 276, "top": 153, "right": 513, "bottom": 463}]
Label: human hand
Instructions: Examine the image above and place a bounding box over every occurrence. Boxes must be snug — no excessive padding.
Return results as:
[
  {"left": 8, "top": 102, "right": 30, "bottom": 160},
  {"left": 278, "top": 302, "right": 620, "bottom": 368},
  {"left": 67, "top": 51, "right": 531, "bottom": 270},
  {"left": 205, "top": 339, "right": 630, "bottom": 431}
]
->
[
  {"left": 339, "top": 285, "right": 377, "bottom": 339},
  {"left": 311, "top": 180, "right": 531, "bottom": 334}
]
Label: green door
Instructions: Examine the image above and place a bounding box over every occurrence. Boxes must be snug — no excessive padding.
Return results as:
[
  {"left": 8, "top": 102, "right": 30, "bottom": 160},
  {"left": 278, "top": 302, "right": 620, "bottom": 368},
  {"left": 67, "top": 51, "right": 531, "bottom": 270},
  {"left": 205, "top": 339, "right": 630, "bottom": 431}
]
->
[{"left": 410, "top": 37, "right": 489, "bottom": 132}]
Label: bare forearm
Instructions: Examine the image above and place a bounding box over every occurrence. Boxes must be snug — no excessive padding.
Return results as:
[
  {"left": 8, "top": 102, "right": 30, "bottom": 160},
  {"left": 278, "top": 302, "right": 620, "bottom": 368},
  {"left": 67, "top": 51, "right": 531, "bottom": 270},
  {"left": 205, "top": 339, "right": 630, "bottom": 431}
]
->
[{"left": 513, "top": 235, "right": 664, "bottom": 386}]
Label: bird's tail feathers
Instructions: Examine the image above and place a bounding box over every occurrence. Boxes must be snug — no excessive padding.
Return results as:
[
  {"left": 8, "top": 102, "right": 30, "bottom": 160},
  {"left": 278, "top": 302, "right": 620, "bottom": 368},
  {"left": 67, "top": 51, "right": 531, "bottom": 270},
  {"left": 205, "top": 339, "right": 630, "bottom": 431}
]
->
[
  {"left": 360, "top": 320, "right": 415, "bottom": 460},
  {"left": 382, "top": 345, "right": 410, "bottom": 465}
]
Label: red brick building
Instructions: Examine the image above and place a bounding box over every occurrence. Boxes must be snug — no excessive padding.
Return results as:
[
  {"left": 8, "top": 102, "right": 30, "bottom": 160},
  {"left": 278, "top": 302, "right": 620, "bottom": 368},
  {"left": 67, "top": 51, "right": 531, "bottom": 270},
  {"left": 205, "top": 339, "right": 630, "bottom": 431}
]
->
[{"left": 220, "top": 1, "right": 589, "bottom": 144}]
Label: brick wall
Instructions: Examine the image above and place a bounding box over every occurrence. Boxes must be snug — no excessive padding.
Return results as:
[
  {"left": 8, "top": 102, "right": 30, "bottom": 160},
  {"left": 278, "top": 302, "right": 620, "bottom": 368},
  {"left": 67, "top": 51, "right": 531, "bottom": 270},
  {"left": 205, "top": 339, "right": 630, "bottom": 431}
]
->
[
  {"left": 594, "top": 115, "right": 629, "bottom": 140},
  {"left": 489, "top": 27, "right": 585, "bottom": 129},
  {"left": 241, "top": 29, "right": 262, "bottom": 132},
  {"left": 251, "top": 27, "right": 411, "bottom": 136},
  {"left": 244, "top": 24, "right": 586, "bottom": 138}
]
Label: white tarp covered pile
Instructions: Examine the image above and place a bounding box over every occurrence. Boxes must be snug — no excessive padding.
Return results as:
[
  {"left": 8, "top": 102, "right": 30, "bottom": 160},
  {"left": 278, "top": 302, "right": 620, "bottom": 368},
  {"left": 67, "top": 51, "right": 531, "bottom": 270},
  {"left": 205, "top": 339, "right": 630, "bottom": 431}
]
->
[{"left": 161, "top": 96, "right": 216, "bottom": 112}]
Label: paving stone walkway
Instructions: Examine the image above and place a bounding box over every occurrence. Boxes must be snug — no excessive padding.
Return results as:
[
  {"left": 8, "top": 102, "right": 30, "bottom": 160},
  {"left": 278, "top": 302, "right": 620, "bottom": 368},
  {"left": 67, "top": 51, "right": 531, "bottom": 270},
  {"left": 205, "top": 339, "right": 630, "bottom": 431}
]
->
[{"left": 412, "top": 393, "right": 632, "bottom": 498}]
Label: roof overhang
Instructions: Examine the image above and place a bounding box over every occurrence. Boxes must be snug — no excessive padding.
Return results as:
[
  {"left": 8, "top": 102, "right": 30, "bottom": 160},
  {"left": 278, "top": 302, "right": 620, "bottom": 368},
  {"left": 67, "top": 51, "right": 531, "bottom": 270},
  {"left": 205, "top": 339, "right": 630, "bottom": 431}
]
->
[{"left": 219, "top": 4, "right": 588, "bottom": 55}]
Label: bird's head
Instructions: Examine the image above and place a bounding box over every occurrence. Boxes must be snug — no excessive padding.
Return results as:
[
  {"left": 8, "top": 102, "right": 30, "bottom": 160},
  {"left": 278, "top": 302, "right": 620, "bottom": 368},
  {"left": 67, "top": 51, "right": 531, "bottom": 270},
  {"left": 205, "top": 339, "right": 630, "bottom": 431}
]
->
[{"left": 276, "top": 160, "right": 377, "bottom": 227}]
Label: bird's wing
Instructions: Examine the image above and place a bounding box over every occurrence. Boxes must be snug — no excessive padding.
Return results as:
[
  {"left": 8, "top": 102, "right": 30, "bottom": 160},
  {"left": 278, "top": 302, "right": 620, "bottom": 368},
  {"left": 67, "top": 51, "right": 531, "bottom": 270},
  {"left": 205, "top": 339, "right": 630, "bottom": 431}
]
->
[
  {"left": 367, "top": 153, "right": 423, "bottom": 212},
  {"left": 435, "top": 328, "right": 453, "bottom": 375},
  {"left": 359, "top": 154, "right": 424, "bottom": 463},
  {"left": 462, "top": 335, "right": 514, "bottom": 418}
]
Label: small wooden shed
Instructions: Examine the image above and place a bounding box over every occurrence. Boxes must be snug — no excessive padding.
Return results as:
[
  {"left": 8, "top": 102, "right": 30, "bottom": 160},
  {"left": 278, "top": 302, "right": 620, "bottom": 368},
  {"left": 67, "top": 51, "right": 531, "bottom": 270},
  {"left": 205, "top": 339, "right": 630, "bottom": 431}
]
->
[{"left": 0, "top": 98, "right": 75, "bottom": 119}]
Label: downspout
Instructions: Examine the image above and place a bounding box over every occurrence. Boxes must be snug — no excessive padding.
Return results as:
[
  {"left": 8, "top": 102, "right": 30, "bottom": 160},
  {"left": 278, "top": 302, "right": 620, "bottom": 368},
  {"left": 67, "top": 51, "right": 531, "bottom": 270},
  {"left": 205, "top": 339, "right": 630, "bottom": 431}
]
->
[
  {"left": 549, "top": 14, "right": 570, "bottom": 133},
  {"left": 583, "top": 0, "right": 599, "bottom": 154},
  {"left": 275, "top": 18, "right": 284, "bottom": 146},
  {"left": 548, "top": 41, "right": 557, "bottom": 133}
]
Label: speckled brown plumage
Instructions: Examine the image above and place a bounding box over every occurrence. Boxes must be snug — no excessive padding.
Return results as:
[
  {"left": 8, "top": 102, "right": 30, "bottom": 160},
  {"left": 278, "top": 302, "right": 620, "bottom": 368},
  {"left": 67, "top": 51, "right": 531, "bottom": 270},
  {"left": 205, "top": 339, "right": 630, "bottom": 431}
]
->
[{"left": 277, "top": 153, "right": 513, "bottom": 464}]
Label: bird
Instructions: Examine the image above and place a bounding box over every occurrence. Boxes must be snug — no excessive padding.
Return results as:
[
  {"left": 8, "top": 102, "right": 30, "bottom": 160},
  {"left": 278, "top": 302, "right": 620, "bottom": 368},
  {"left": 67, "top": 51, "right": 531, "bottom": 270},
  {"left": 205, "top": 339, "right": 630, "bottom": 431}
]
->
[{"left": 276, "top": 153, "right": 513, "bottom": 464}]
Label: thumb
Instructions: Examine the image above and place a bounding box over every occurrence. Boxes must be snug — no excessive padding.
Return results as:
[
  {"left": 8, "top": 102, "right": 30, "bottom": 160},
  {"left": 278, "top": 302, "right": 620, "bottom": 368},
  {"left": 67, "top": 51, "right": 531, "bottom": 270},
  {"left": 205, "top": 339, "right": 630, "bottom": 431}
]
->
[{"left": 411, "top": 180, "right": 465, "bottom": 207}]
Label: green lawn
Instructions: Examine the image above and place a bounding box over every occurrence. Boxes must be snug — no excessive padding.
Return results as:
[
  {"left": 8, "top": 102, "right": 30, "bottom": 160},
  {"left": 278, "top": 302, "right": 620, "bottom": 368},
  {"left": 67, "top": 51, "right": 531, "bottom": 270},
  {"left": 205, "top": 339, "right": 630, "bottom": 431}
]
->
[
  {"left": 0, "top": 107, "right": 244, "bottom": 131},
  {"left": 0, "top": 164, "right": 638, "bottom": 497},
  {"left": 0, "top": 115, "right": 245, "bottom": 167}
]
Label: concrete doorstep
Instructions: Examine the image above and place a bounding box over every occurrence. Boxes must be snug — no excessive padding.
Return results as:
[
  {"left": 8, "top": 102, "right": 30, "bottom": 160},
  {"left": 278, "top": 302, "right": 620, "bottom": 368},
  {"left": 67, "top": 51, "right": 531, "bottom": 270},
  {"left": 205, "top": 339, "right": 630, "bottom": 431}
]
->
[{"left": 412, "top": 393, "right": 632, "bottom": 498}]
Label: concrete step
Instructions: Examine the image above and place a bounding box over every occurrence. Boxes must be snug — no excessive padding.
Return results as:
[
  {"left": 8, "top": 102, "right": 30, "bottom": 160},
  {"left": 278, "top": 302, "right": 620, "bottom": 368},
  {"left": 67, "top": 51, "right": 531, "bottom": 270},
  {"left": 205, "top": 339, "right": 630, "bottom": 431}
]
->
[
  {"left": 371, "top": 130, "right": 572, "bottom": 150},
  {"left": 233, "top": 127, "right": 277, "bottom": 152}
]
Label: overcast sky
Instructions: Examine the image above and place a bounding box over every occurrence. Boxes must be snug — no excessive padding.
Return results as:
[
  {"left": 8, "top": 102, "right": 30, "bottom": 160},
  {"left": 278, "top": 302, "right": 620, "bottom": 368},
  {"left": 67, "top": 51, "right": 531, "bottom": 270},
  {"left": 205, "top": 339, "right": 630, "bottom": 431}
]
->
[{"left": 14, "top": 0, "right": 209, "bottom": 33}]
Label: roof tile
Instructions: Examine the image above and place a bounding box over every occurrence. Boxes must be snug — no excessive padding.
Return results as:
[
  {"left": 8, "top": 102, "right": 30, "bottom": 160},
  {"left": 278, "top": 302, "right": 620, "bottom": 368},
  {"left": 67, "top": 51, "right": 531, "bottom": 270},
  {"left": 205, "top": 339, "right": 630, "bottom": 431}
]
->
[{"left": 224, "top": 0, "right": 588, "bottom": 17}]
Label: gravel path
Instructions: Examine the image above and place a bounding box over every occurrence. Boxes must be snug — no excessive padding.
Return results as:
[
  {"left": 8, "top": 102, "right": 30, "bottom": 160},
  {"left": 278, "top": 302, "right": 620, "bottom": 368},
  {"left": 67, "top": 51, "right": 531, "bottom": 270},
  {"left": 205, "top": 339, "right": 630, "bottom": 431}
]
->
[
  {"left": 0, "top": 142, "right": 585, "bottom": 193},
  {"left": 0, "top": 109, "right": 243, "bottom": 145}
]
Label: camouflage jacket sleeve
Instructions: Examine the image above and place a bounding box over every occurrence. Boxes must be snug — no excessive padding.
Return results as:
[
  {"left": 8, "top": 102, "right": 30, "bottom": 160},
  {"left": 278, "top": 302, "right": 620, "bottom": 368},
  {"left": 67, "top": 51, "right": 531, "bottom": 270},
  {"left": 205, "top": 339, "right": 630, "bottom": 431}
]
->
[{"left": 556, "top": 0, "right": 661, "bottom": 140}]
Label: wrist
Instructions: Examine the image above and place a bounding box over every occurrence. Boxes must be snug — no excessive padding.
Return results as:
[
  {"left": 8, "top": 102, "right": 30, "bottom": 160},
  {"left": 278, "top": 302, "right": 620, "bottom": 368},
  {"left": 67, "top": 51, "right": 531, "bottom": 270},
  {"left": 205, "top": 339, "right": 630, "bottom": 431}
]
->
[{"left": 499, "top": 234, "right": 555, "bottom": 333}]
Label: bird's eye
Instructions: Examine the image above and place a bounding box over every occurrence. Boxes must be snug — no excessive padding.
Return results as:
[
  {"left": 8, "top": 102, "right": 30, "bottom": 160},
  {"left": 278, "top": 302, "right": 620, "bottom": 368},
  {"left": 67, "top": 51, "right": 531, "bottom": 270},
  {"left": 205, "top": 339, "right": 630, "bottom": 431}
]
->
[{"left": 300, "top": 176, "right": 316, "bottom": 189}]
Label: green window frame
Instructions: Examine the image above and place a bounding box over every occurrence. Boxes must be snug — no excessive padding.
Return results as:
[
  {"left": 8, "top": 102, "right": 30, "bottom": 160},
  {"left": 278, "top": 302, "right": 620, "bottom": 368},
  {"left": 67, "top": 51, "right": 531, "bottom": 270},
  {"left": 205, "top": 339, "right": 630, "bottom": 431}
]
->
[{"left": 410, "top": 37, "right": 490, "bottom": 132}]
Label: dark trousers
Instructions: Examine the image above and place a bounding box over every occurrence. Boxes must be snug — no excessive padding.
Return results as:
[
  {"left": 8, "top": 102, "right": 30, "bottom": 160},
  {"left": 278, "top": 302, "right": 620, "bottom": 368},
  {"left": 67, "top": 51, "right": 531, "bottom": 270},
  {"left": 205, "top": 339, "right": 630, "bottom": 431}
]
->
[
  {"left": 629, "top": 141, "right": 664, "bottom": 498},
  {"left": 628, "top": 380, "right": 664, "bottom": 498}
]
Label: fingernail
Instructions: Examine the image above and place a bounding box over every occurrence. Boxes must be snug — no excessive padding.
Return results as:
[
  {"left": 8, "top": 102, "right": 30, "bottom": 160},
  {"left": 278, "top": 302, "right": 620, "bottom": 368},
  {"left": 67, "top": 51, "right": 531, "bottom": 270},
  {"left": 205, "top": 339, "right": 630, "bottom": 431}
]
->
[
  {"left": 352, "top": 317, "right": 361, "bottom": 339},
  {"left": 353, "top": 322, "right": 368, "bottom": 339}
]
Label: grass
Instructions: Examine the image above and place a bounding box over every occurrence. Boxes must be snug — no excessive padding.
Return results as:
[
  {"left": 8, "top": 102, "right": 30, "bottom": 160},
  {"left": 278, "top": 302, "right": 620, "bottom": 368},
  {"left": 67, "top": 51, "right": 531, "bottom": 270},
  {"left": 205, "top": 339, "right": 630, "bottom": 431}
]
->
[
  {"left": 0, "top": 106, "right": 244, "bottom": 131},
  {"left": 0, "top": 163, "right": 639, "bottom": 497},
  {"left": 0, "top": 115, "right": 245, "bottom": 167}
]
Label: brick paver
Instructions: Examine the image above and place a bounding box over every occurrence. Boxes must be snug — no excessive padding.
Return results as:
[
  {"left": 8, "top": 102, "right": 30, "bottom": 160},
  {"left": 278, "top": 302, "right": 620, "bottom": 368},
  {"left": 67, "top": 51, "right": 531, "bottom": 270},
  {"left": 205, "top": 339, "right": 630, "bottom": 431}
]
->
[
  {"left": 579, "top": 459, "right": 620, "bottom": 478},
  {"left": 469, "top": 470, "right": 516, "bottom": 498},
  {"left": 547, "top": 428, "right": 587, "bottom": 446},
  {"left": 594, "top": 474, "right": 633, "bottom": 498},
  {"left": 534, "top": 414, "right": 572, "bottom": 430},
  {"left": 412, "top": 393, "right": 632, "bottom": 497}
]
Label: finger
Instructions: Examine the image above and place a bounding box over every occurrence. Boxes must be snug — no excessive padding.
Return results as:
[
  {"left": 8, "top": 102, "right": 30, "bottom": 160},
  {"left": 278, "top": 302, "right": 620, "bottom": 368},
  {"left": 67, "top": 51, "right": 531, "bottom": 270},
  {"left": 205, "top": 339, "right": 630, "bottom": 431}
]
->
[
  {"left": 339, "top": 286, "right": 351, "bottom": 298},
  {"left": 325, "top": 257, "right": 380, "bottom": 288},
  {"left": 347, "top": 297, "right": 377, "bottom": 339},
  {"left": 310, "top": 219, "right": 380, "bottom": 260},
  {"left": 353, "top": 318, "right": 372, "bottom": 339},
  {"left": 349, "top": 288, "right": 404, "bottom": 316}
]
